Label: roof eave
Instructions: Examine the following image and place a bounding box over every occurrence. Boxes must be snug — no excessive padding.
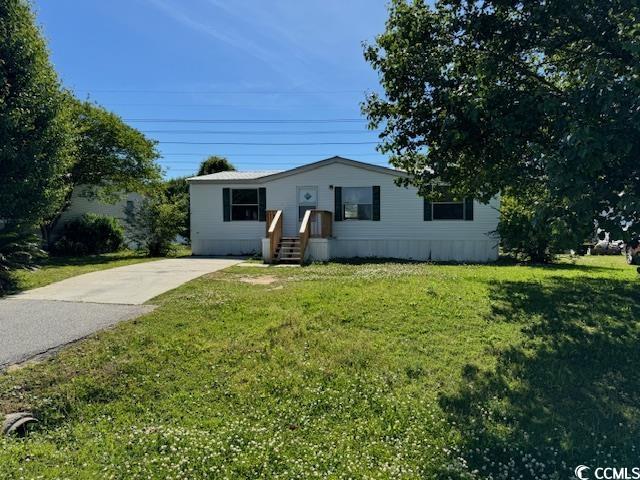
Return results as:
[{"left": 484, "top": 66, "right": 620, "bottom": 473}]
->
[
  {"left": 187, "top": 177, "right": 268, "bottom": 184},
  {"left": 186, "top": 156, "right": 410, "bottom": 184}
]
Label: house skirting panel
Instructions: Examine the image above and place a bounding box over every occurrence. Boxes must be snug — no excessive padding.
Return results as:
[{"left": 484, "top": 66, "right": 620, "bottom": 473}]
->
[
  {"left": 260, "top": 237, "right": 497, "bottom": 263},
  {"left": 328, "top": 238, "right": 497, "bottom": 263},
  {"left": 192, "top": 239, "right": 261, "bottom": 256},
  {"left": 330, "top": 239, "right": 498, "bottom": 262}
]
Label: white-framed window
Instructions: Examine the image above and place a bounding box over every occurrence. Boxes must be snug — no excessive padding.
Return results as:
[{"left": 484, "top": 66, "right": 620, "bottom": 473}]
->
[
  {"left": 431, "top": 186, "right": 465, "bottom": 220},
  {"left": 343, "top": 187, "right": 373, "bottom": 220},
  {"left": 231, "top": 188, "right": 259, "bottom": 221}
]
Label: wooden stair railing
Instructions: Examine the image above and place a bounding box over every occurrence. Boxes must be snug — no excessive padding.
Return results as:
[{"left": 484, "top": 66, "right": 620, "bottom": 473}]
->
[
  {"left": 266, "top": 209, "right": 282, "bottom": 264},
  {"left": 310, "top": 210, "right": 332, "bottom": 238},
  {"left": 299, "top": 209, "right": 312, "bottom": 264},
  {"left": 299, "top": 209, "right": 333, "bottom": 264}
]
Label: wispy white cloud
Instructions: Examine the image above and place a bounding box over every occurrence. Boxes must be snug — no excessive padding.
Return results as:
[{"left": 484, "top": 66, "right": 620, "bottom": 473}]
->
[{"left": 144, "top": 0, "right": 311, "bottom": 82}]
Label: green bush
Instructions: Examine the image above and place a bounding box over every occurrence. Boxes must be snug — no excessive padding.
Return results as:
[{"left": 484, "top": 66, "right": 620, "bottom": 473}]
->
[
  {"left": 125, "top": 194, "right": 185, "bottom": 257},
  {"left": 0, "top": 228, "right": 46, "bottom": 294},
  {"left": 497, "top": 191, "right": 581, "bottom": 263},
  {"left": 53, "top": 214, "right": 124, "bottom": 255}
]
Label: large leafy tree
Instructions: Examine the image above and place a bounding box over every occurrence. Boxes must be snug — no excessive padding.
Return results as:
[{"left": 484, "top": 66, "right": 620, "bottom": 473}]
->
[
  {"left": 68, "top": 98, "right": 161, "bottom": 199},
  {"left": 41, "top": 98, "right": 162, "bottom": 245},
  {"left": 364, "top": 0, "right": 640, "bottom": 244},
  {"left": 0, "top": 0, "right": 74, "bottom": 228}
]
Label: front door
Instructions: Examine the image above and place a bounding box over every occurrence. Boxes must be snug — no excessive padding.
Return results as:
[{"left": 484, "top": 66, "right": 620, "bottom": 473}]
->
[{"left": 297, "top": 186, "right": 318, "bottom": 225}]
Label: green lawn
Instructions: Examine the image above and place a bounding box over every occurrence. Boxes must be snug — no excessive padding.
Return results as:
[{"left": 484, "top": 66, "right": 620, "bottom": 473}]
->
[
  {"left": 5, "top": 247, "right": 191, "bottom": 294},
  {"left": 0, "top": 256, "right": 638, "bottom": 479}
]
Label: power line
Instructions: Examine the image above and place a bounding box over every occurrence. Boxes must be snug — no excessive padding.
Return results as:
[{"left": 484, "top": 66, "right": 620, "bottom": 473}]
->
[
  {"left": 126, "top": 118, "right": 367, "bottom": 124},
  {"left": 159, "top": 141, "right": 378, "bottom": 146},
  {"left": 161, "top": 161, "right": 386, "bottom": 166},
  {"left": 144, "top": 129, "right": 378, "bottom": 135},
  {"left": 76, "top": 89, "right": 369, "bottom": 95},
  {"left": 105, "top": 103, "right": 361, "bottom": 109},
  {"left": 157, "top": 152, "right": 384, "bottom": 157}
]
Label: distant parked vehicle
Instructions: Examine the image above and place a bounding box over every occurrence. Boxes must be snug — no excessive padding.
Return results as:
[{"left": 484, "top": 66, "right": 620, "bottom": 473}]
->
[
  {"left": 590, "top": 239, "right": 624, "bottom": 255},
  {"left": 626, "top": 236, "right": 640, "bottom": 265}
]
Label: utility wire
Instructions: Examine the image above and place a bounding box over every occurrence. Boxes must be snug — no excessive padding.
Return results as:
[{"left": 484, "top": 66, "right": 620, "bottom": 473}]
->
[
  {"left": 157, "top": 152, "right": 383, "bottom": 157},
  {"left": 161, "top": 161, "right": 386, "bottom": 166},
  {"left": 105, "top": 103, "right": 361, "bottom": 108},
  {"left": 126, "top": 118, "right": 367, "bottom": 124},
  {"left": 158, "top": 141, "right": 378, "bottom": 145},
  {"left": 143, "top": 129, "right": 378, "bottom": 135},
  {"left": 76, "top": 89, "right": 368, "bottom": 95}
]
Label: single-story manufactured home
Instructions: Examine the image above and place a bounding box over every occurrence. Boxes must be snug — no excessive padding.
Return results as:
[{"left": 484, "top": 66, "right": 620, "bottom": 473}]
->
[{"left": 188, "top": 156, "right": 499, "bottom": 263}]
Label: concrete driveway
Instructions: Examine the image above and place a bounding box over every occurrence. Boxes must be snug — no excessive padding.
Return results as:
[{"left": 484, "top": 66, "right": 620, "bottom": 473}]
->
[
  {"left": 14, "top": 257, "right": 242, "bottom": 304},
  {"left": 0, "top": 257, "right": 242, "bottom": 367}
]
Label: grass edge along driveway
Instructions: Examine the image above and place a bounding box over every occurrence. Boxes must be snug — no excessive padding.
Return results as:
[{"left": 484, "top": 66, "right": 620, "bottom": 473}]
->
[
  {"left": 6, "top": 250, "right": 160, "bottom": 295},
  {"left": 0, "top": 256, "right": 638, "bottom": 479}
]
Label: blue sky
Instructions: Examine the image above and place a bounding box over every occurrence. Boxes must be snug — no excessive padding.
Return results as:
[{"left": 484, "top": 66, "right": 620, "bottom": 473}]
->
[{"left": 34, "top": 0, "right": 390, "bottom": 178}]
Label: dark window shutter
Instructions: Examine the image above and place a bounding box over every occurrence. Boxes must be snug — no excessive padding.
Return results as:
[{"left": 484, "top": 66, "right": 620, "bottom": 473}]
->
[
  {"left": 223, "top": 188, "right": 231, "bottom": 222},
  {"left": 258, "top": 188, "right": 266, "bottom": 221},
  {"left": 372, "top": 186, "right": 380, "bottom": 221},
  {"left": 334, "top": 186, "right": 342, "bottom": 221},
  {"left": 464, "top": 198, "right": 474, "bottom": 221},
  {"left": 423, "top": 198, "right": 432, "bottom": 221}
]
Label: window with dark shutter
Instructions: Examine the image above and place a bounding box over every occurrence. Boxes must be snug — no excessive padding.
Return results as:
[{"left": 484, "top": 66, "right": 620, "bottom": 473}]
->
[
  {"left": 372, "top": 186, "right": 380, "bottom": 221},
  {"left": 223, "top": 188, "right": 231, "bottom": 222},
  {"left": 423, "top": 198, "right": 432, "bottom": 221},
  {"left": 464, "top": 198, "right": 474, "bottom": 221},
  {"left": 258, "top": 188, "right": 267, "bottom": 221},
  {"left": 230, "top": 189, "right": 259, "bottom": 221},
  {"left": 342, "top": 187, "right": 373, "bottom": 220},
  {"left": 430, "top": 186, "right": 465, "bottom": 220},
  {"left": 334, "top": 187, "right": 342, "bottom": 221}
]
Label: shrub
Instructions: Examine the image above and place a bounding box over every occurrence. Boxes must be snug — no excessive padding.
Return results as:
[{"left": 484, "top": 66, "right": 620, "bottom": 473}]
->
[
  {"left": 53, "top": 214, "right": 124, "bottom": 255},
  {"left": 165, "top": 177, "right": 190, "bottom": 241},
  {"left": 497, "top": 192, "right": 581, "bottom": 263},
  {"left": 125, "top": 194, "right": 185, "bottom": 257},
  {"left": 0, "top": 228, "right": 46, "bottom": 294}
]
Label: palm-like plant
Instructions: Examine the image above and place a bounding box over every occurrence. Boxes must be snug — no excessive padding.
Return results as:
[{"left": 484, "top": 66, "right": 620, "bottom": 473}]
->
[{"left": 0, "top": 228, "right": 46, "bottom": 294}]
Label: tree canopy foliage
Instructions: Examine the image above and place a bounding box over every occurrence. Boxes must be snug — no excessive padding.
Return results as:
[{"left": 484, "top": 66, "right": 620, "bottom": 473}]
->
[
  {"left": 0, "top": 0, "right": 74, "bottom": 227},
  {"left": 68, "top": 98, "right": 161, "bottom": 200},
  {"left": 364, "top": 0, "right": 640, "bottom": 243},
  {"left": 198, "top": 156, "right": 235, "bottom": 176}
]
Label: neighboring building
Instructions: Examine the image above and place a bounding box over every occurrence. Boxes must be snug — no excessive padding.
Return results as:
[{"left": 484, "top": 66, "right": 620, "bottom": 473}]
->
[
  {"left": 54, "top": 187, "right": 143, "bottom": 240},
  {"left": 188, "top": 156, "right": 499, "bottom": 263}
]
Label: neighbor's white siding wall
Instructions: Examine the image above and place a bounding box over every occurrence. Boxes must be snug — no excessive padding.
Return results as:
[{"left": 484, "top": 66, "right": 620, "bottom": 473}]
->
[
  {"left": 55, "top": 188, "right": 143, "bottom": 239},
  {"left": 190, "top": 162, "right": 500, "bottom": 261}
]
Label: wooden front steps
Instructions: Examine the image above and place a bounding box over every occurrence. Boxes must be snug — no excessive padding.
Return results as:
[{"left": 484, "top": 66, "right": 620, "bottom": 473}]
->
[
  {"left": 275, "top": 237, "right": 301, "bottom": 264},
  {"left": 266, "top": 209, "right": 332, "bottom": 265}
]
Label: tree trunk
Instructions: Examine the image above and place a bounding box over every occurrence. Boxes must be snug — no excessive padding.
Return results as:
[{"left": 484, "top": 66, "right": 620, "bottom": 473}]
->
[{"left": 40, "top": 188, "right": 74, "bottom": 250}]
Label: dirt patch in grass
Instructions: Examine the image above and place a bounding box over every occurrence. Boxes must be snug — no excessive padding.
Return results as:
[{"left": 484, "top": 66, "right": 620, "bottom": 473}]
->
[{"left": 238, "top": 275, "right": 278, "bottom": 285}]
